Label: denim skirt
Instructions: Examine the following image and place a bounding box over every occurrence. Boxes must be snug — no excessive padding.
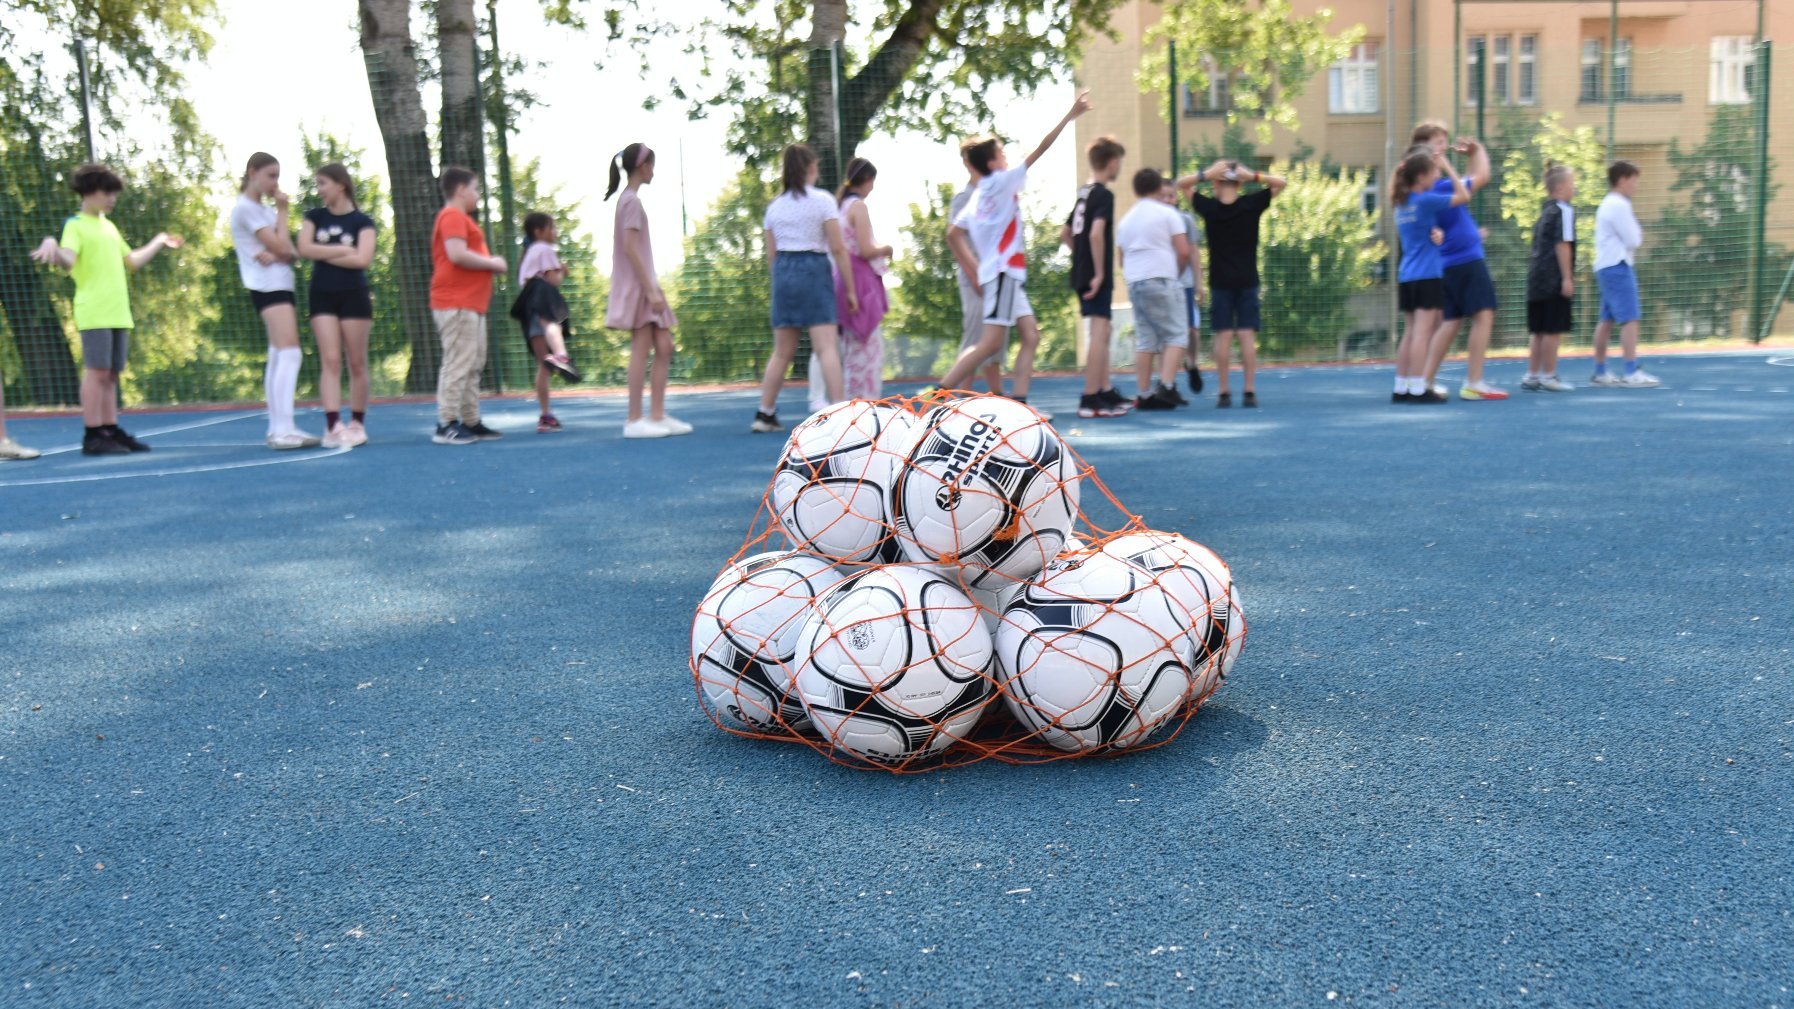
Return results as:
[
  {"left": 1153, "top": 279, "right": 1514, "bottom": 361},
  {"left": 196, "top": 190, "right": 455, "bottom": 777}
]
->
[{"left": 771, "top": 252, "right": 837, "bottom": 329}]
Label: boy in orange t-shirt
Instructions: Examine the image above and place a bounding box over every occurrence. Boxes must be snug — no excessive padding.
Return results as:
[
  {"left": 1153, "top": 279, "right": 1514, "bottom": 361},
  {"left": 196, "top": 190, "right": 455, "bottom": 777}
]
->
[{"left": 430, "top": 166, "right": 508, "bottom": 444}]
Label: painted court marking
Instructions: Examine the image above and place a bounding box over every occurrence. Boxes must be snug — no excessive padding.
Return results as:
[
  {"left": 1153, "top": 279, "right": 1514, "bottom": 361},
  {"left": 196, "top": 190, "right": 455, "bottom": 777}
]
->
[
  {"left": 0, "top": 444, "right": 351, "bottom": 488},
  {"left": 1767, "top": 355, "right": 1794, "bottom": 367},
  {"left": 34, "top": 410, "right": 268, "bottom": 457}
]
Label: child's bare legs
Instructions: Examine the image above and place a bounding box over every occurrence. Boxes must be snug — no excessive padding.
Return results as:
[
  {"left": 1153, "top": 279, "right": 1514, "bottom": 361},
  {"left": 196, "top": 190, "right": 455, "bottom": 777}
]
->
[
  {"left": 342, "top": 319, "right": 371, "bottom": 415},
  {"left": 1083, "top": 316, "right": 1111, "bottom": 395},
  {"left": 758, "top": 328, "right": 802, "bottom": 414},
  {"left": 939, "top": 324, "right": 1010, "bottom": 392},
  {"left": 1213, "top": 330, "right": 1234, "bottom": 395},
  {"left": 1542, "top": 334, "right": 1563, "bottom": 375},
  {"left": 629, "top": 325, "right": 673, "bottom": 422},
  {"left": 1236, "top": 329, "right": 1258, "bottom": 394},
  {"left": 1527, "top": 334, "right": 1545, "bottom": 377},
  {"left": 1159, "top": 345, "right": 1185, "bottom": 389},
  {"left": 314, "top": 315, "right": 343, "bottom": 416},
  {"left": 980, "top": 362, "right": 1005, "bottom": 396},
  {"left": 541, "top": 321, "right": 569, "bottom": 359},
  {"left": 1425, "top": 317, "right": 1461, "bottom": 387},
  {"left": 1011, "top": 315, "right": 1039, "bottom": 398},
  {"left": 1591, "top": 319, "right": 1614, "bottom": 368},
  {"left": 530, "top": 337, "right": 554, "bottom": 416},
  {"left": 1462, "top": 310, "right": 1495, "bottom": 386},
  {"left": 1618, "top": 320, "right": 1640, "bottom": 364},
  {"left": 1134, "top": 351, "right": 1155, "bottom": 397},
  {"left": 82, "top": 369, "right": 119, "bottom": 427},
  {"left": 810, "top": 324, "right": 844, "bottom": 404}
]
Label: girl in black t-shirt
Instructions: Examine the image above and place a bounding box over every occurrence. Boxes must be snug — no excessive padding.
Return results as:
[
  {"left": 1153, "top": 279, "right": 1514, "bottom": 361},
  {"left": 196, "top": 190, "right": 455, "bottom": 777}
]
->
[{"left": 298, "top": 162, "right": 377, "bottom": 448}]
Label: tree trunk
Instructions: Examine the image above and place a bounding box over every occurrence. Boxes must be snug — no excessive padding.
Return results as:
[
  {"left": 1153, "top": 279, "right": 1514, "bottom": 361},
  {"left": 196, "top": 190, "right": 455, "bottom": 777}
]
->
[
  {"left": 806, "top": 0, "right": 942, "bottom": 189},
  {"left": 358, "top": 0, "right": 443, "bottom": 393},
  {"left": 805, "top": 0, "right": 847, "bottom": 189},
  {"left": 437, "top": 0, "right": 483, "bottom": 175}
]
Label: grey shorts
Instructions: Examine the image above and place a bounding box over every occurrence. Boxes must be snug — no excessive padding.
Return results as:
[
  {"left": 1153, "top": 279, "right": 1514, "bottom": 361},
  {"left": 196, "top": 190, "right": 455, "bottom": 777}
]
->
[
  {"left": 1128, "top": 279, "right": 1189, "bottom": 354},
  {"left": 958, "top": 274, "right": 1003, "bottom": 370},
  {"left": 80, "top": 329, "right": 131, "bottom": 371}
]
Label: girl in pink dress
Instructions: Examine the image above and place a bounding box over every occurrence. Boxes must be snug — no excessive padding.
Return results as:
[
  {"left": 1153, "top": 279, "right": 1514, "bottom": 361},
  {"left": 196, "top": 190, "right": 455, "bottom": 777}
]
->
[
  {"left": 605, "top": 143, "right": 690, "bottom": 439},
  {"left": 809, "top": 158, "right": 893, "bottom": 410}
]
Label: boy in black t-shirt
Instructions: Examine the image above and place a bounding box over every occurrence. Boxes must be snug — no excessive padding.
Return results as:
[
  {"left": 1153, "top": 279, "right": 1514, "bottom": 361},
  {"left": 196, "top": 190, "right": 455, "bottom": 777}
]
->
[
  {"left": 1176, "top": 160, "right": 1285, "bottom": 408},
  {"left": 1062, "top": 136, "right": 1131, "bottom": 418},
  {"left": 1523, "top": 166, "right": 1577, "bottom": 393}
]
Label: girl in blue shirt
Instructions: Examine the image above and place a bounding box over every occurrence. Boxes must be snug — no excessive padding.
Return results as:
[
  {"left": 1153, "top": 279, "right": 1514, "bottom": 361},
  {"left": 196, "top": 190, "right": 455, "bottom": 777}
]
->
[{"left": 1390, "top": 149, "right": 1467, "bottom": 403}]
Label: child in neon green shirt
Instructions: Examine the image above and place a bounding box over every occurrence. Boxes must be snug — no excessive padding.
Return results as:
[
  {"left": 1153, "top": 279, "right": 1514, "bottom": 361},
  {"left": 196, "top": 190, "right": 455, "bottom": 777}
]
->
[{"left": 31, "top": 163, "right": 182, "bottom": 456}]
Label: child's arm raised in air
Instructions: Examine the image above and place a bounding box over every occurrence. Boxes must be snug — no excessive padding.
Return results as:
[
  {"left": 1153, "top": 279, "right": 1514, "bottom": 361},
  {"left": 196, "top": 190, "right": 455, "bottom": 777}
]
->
[
  {"left": 1023, "top": 89, "right": 1093, "bottom": 170},
  {"left": 126, "top": 233, "right": 183, "bottom": 271},
  {"left": 947, "top": 224, "right": 980, "bottom": 295},
  {"left": 1454, "top": 137, "right": 1492, "bottom": 193},
  {"left": 1437, "top": 155, "right": 1469, "bottom": 207}
]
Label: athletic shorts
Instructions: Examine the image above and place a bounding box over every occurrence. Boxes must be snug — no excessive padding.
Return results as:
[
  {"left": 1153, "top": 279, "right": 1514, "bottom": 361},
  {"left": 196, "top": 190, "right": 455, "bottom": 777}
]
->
[
  {"left": 79, "top": 328, "right": 131, "bottom": 371},
  {"left": 249, "top": 289, "right": 296, "bottom": 313},
  {"left": 1209, "top": 286, "right": 1261, "bottom": 332},
  {"left": 1398, "top": 278, "right": 1445, "bottom": 312},
  {"left": 770, "top": 252, "right": 836, "bottom": 329},
  {"left": 958, "top": 274, "right": 1003, "bottom": 370},
  {"left": 1078, "top": 282, "right": 1113, "bottom": 319},
  {"left": 1597, "top": 262, "right": 1641, "bottom": 324},
  {"left": 1128, "top": 279, "right": 1188, "bottom": 354},
  {"left": 1442, "top": 259, "right": 1498, "bottom": 320},
  {"left": 982, "top": 274, "right": 1034, "bottom": 329},
  {"left": 1526, "top": 296, "right": 1574, "bottom": 335},
  {"left": 309, "top": 287, "right": 373, "bottom": 320},
  {"left": 1184, "top": 286, "right": 1200, "bottom": 331}
]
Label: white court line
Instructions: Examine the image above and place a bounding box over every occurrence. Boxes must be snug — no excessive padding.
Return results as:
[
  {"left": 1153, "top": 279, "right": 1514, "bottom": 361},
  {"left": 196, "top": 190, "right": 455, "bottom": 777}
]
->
[
  {"left": 0, "top": 445, "right": 351, "bottom": 488},
  {"left": 1767, "top": 356, "right": 1794, "bottom": 367},
  {"left": 36, "top": 409, "right": 267, "bottom": 457}
]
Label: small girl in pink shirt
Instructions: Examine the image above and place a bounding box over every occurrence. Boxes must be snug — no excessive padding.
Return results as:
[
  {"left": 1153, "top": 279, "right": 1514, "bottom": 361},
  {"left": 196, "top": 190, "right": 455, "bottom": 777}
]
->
[{"left": 510, "top": 212, "right": 581, "bottom": 432}]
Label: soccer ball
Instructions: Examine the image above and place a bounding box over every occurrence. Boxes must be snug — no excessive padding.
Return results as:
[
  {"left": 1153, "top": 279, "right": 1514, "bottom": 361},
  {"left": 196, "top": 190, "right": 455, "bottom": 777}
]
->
[
  {"left": 770, "top": 401, "right": 914, "bottom": 563},
  {"left": 691, "top": 550, "right": 844, "bottom": 733},
  {"left": 892, "top": 395, "right": 1079, "bottom": 589},
  {"left": 995, "top": 549, "right": 1196, "bottom": 752},
  {"left": 794, "top": 564, "right": 996, "bottom": 766},
  {"left": 1101, "top": 531, "right": 1245, "bottom": 705}
]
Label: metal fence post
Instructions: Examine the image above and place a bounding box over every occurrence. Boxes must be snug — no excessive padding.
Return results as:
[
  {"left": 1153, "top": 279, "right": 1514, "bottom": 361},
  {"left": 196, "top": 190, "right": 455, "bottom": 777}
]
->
[
  {"left": 1749, "top": 42, "right": 1773, "bottom": 342},
  {"left": 1168, "top": 40, "right": 1179, "bottom": 179}
]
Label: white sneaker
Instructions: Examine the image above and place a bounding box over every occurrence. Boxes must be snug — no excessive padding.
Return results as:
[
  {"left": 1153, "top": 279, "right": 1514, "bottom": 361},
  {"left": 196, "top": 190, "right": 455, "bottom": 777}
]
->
[
  {"left": 1539, "top": 375, "right": 1574, "bottom": 392},
  {"left": 623, "top": 418, "right": 672, "bottom": 439},
  {"left": 655, "top": 415, "right": 694, "bottom": 436},
  {"left": 0, "top": 436, "right": 41, "bottom": 460},
  {"left": 268, "top": 430, "right": 322, "bottom": 450},
  {"left": 1620, "top": 368, "right": 1660, "bottom": 387},
  {"left": 1590, "top": 371, "right": 1623, "bottom": 386},
  {"left": 320, "top": 423, "right": 351, "bottom": 449},
  {"left": 344, "top": 420, "right": 369, "bottom": 446}
]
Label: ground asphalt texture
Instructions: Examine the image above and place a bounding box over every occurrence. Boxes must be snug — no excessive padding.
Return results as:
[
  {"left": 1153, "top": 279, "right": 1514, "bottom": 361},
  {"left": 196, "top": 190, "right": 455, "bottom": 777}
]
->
[{"left": 2, "top": 351, "right": 1791, "bottom": 1008}]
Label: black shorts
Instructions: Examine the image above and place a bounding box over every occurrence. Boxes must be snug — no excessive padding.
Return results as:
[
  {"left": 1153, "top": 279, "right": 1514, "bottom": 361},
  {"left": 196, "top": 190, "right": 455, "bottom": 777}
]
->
[
  {"left": 309, "top": 287, "right": 373, "bottom": 320},
  {"left": 1398, "top": 278, "right": 1445, "bottom": 312},
  {"left": 1442, "top": 259, "right": 1498, "bottom": 320},
  {"left": 249, "top": 289, "right": 296, "bottom": 313},
  {"left": 1077, "top": 282, "right": 1113, "bottom": 319},
  {"left": 1526, "top": 296, "right": 1574, "bottom": 335}
]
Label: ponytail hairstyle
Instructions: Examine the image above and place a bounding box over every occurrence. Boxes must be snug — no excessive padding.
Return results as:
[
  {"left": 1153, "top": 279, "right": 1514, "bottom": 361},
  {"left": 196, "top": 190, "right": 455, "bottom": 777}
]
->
[
  {"left": 837, "top": 157, "right": 877, "bottom": 204},
  {"left": 605, "top": 143, "right": 652, "bottom": 200},
  {"left": 1389, "top": 148, "right": 1435, "bottom": 206},
  {"left": 240, "top": 151, "right": 279, "bottom": 194},
  {"left": 314, "top": 161, "right": 358, "bottom": 209},
  {"left": 521, "top": 211, "right": 554, "bottom": 250},
  {"left": 781, "top": 144, "right": 818, "bottom": 196}
]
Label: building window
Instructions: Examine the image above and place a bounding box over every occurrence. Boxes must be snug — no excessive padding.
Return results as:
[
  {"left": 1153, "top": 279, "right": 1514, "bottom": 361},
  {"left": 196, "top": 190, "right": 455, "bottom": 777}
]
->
[
  {"left": 1329, "top": 42, "right": 1380, "bottom": 114},
  {"left": 1517, "top": 35, "right": 1537, "bottom": 105},
  {"left": 1581, "top": 38, "right": 1601, "bottom": 101},
  {"left": 1182, "top": 58, "right": 1231, "bottom": 118},
  {"left": 1613, "top": 37, "right": 1632, "bottom": 99},
  {"left": 1581, "top": 36, "right": 1633, "bottom": 101},
  {"left": 1492, "top": 36, "right": 1511, "bottom": 103},
  {"left": 1466, "top": 35, "right": 1486, "bottom": 105},
  {"left": 1711, "top": 36, "right": 1756, "bottom": 104}
]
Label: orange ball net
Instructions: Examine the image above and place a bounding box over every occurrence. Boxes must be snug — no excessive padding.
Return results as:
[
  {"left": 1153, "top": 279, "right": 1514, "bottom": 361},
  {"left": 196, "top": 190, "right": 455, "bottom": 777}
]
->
[{"left": 690, "top": 394, "right": 1246, "bottom": 772}]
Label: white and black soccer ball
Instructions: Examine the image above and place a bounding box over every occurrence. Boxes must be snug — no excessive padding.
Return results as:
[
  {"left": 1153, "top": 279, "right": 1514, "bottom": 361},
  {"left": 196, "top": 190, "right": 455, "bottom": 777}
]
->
[
  {"left": 794, "top": 564, "right": 995, "bottom": 766},
  {"left": 995, "top": 549, "right": 1195, "bottom": 753},
  {"left": 892, "top": 396, "right": 1079, "bottom": 589},
  {"left": 770, "top": 401, "right": 914, "bottom": 563},
  {"left": 691, "top": 550, "right": 843, "bottom": 733},
  {"left": 1102, "top": 531, "right": 1245, "bottom": 705}
]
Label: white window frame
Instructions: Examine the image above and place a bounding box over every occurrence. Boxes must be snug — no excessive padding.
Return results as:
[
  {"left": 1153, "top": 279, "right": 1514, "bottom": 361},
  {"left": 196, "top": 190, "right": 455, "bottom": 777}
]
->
[
  {"left": 1710, "top": 36, "right": 1756, "bottom": 105},
  {"left": 1492, "top": 35, "right": 1511, "bottom": 104},
  {"left": 1517, "top": 35, "right": 1537, "bottom": 105},
  {"left": 1466, "top": 35, "right": 1487, "bottom": 106},
  {"left": 1580, "top": 38, "right": 1602, "bottom": 101},
  {"left": 1183, "top": 56, "right": 1231, "bottom": 117},
  {"left": 1328, "top": 41, "right": 1381, "bottom": 114}
]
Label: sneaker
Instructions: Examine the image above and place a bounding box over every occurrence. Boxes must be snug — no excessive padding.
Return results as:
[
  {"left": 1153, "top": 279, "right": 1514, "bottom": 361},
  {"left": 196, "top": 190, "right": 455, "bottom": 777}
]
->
[
  {"left": 1159, "top": 382, "right": 1189, "bottom": 407},
  {"left": 537, "top": 414, "right": 564, "bottom": 433},
  {"left": 1135, "top": 388, "right": 1177, "bottom": 411},
  {"left": 1620, "top": 368, "right": 1660, "bottom": 388},
  {"left": 1242, "top": 391, "right": 1258, "bottom": 408},
  {"left": 624, "top": 418, "right": 672, "bottom": 439},
  {"left": 1590, "top": 370, "right": 1623, "bottom": 386},
  {"left": 1391, "top": 391, "right": 1412, "bottom": 404},
  {"left": 107, "top": 425, "right": 151, "bottom": 452},
  {"left": 1099, "top": 387, "right": 1131, "bottom": 409},
  {"left": 0, "top": 437, "right": 42, "bottom": 461},
  {"left": 462, "top": 422, "right": 503, "bottom": 441},
  {"left": 1412, "top": 389, "right": 1449, "bottom": 404},
  {"left": 1216, "top": 392, "right": 1232, "bottom": 408},
  {"left": 1430, "top": 383, "right": 1450, "bottom": 398},
  {"left": 1458, "top": 383, "right": 1509, "bottom": 401},
  {"left": 546, "top": 354, "right": 583, "bottom": 382},
  {"left": 656, "top": 415, "right": 694, "bottom": 436},
  {"left": 1519, "top": 376, "right": 1543, "bottom": 392},
  {"left": 433, "top": 422, "right": 478, "bottom": 445},
  {"left": 1077, "top": 393, "right": 1130, "bottom": 418},
  {"left": 751, "top": 411, "right": 783, "bottom": 433},
  {"left": 1187, "top": 366, "right": 1204, "bottom": 395},
  {"left": 321, "top": 422, "right": 352, "bottom": 448},
  {"left": 345, "top": 420, "right": 369, "bottom": 446},
  {"left": 267, "top": 430, "right": 322, "bottom": 450},
  {"left": 82, "top": 430, "right": 130, "bottom": 456},
  {"left": 1539, "top": 375, "right": 1574, "bottom": 392}
]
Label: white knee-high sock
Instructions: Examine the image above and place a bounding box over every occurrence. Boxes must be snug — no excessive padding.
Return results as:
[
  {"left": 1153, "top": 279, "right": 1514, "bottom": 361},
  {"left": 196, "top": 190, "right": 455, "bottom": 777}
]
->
[
  {"left": 269, "top": 346, "right": 301, "bottom": 435},
  {"left": 265, "top": 347, "right": 281, "bottom": 436}
]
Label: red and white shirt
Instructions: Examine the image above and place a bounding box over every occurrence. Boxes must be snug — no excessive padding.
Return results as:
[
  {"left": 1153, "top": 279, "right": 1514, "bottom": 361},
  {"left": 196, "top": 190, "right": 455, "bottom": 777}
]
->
[{"left": 953, "top": 166, "right": 1029, "bottom": 285}]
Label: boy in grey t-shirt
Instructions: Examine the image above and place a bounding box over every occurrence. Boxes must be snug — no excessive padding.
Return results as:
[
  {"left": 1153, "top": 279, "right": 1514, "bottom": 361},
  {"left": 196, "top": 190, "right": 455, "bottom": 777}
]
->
[{"left": 950, "top": 167, "right": 1004, "bottom": 394}]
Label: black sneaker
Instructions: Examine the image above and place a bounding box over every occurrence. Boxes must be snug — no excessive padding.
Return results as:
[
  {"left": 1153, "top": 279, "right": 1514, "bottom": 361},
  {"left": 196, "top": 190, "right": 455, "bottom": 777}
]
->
[
  {"left": 1242, "top": 391, "right": 1258, "bottom": 408},
  {"left": 1216, "top": 392, "right": 1232, "bottom": 408},
  {"left": 1098, "top": 387, "right": 1131, "bottom": 409},
  {"left": 1135, "top": 388, "right": 1177, "bottom": 411},
  {"left": 1160, "top": 382, "right": 1189, "bottom": 407},
  {"left": 1412, "top": 389, "right": 1449, "bottom": 404},
  {"left": 751, "top": 411, "right": 783, "bottom": 433},
  {"left": 462, "top": 421, "right": 504, "bottom": 440},
  {"left": 433, "top": 422, "right": 479, "bottom": 445},
  {"left": 1187, "top": 366, "right": 1204, "bottom": 395},
  {"left": 1391, "top": 391, "right": 1411, "bottom": 404},
  {"left": 1077, "top": 393, "right": 1131, "bottom": 418},
  {"left": 107, "top": 425, "right": 151, "bottom": 452},
  {"left": 82, "top": 430, "right": 130, "bottom": 456}
]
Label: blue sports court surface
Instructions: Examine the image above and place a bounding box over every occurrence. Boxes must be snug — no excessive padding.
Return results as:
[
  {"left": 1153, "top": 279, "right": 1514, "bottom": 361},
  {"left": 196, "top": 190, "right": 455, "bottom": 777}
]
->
[{"left": 3, "top": 350, "right": 1791, "bottom": 1007}]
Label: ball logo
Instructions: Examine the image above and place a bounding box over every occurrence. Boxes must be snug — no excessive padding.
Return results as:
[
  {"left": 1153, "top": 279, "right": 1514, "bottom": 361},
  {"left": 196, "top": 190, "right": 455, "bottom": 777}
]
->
[
  {"left": 848, "top": 623, "right": 877, "bottom": 652},
  {"left": 932, "top": 414, "right": 1002, "bottom": 511}
]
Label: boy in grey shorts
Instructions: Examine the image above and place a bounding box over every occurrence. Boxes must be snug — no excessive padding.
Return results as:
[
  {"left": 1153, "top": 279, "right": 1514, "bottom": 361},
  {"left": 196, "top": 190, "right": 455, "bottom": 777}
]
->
[
  {"left": 950, "top": 172, "right": 1004, "bottom": 393},
  {"left": 1114, "top": 168, "right": 1192, "bottom": 410}
]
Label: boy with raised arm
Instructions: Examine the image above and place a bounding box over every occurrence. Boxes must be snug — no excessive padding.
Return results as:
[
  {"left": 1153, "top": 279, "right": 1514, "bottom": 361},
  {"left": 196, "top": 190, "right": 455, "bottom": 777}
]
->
[
  {"left": 1411, "top": 123, "right": 1507, "bottom": 401},
  {"left": 1175, "top": 159, "right": 1285, "bottom": 408},
  {"left": 937, "top": 89, "right": 1094, "bottom": 418}
]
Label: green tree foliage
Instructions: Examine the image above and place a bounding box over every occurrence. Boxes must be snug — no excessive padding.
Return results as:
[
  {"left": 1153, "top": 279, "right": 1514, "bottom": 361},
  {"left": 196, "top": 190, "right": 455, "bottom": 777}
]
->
[
  {"left": 1140, "top": 0, "right": 1362, "bottom": 143},
  {"left": 1482, "top": 108, "right": 1604, "bottom": 342},
  {"left": 1257, "top": 160, "right": 1383, "bottom": 358},
  {"left": 884, "top": 183, "right": 965, "bottom": 366},
  {"left": 668, "top": 171, "right": 775, "bottom": 382}
]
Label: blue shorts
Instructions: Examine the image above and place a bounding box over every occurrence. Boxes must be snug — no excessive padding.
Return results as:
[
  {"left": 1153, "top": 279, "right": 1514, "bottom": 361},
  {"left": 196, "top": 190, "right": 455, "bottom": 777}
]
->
[
  {"left": 1078, "top": 282, "right": 1113, "bottom": 319},
  {"left": 1442, "top": 259, "right": 1498, "bottom": 320},
  {"left": 770, "top": 252, "right": 837, "bottom": 329},
  {"left": 1209, "top": 286, "right": 1261, "bottom": 332},
  {"left": 1184, "top": 286, "right": 1200, "bottom": 331},
  {"left": 1597, "top": 262, "right": 1641, "bottom": 324}
]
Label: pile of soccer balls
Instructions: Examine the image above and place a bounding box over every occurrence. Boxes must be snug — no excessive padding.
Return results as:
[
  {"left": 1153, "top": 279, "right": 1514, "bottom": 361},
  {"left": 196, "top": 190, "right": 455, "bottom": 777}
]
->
[{"left": 690, "top": 395, "right": 1245, "bottom": 770}]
